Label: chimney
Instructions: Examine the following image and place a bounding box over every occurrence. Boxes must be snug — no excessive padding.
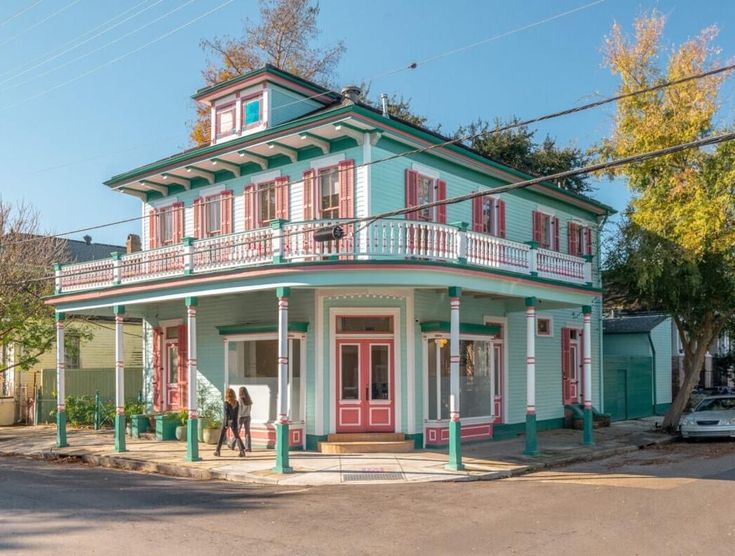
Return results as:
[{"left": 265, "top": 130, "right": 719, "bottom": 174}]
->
[
  {"left": 83, "top": 234, "right": 92, "bottom": 245},
  {"left": 341, "top": 85, "right": 362, "bottom": 104},
  {"left": 127, "top": 234, "right": 141, "bottom": 254},
  {"left": 380, "top": 93, "right": 390, "bottom": 118}
]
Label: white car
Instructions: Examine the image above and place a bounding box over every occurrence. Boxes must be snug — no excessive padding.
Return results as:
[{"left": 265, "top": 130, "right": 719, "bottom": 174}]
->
[{"left": 680, "top": 395, "right": 735, "bottom": 439}]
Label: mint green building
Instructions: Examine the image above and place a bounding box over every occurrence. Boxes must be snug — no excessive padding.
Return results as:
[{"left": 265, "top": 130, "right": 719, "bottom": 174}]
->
[{"left": 48, "top": 65, "right": 613, "bottom": 468}]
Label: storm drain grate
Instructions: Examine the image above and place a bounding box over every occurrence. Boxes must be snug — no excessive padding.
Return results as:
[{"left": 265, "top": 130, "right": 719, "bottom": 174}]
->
[{"left": 343, "top": 472, "right": 405, "bottom": 482}]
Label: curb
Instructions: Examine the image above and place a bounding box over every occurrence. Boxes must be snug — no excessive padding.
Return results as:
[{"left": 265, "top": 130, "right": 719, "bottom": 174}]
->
[{"left": 0, "top": 433, "right": 677, "bottom": 486}]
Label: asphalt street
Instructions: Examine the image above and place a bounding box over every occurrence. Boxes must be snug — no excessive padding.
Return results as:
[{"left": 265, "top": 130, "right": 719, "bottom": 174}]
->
[{"left": 1, "top": 442, "right": 735, "bottom": 555}]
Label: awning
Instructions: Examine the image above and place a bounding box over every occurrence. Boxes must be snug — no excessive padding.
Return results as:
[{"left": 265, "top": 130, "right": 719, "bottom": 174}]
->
[{"left": 217, "top": 322, "right": 309, "bottom": 335}]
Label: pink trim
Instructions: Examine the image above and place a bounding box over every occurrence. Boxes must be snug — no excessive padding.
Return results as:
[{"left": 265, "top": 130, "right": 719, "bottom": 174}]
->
[{"left": 424, "top": 422, "right": 493, "bottom": 446}]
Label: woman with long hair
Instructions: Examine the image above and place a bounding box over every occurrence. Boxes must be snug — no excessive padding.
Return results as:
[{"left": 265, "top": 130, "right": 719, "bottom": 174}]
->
[
  {"left": 237, "top": 386, "right": 253, "bottom": 452},
  {"left": 214, "top": 387, "right": 245, "bottom": 457}
]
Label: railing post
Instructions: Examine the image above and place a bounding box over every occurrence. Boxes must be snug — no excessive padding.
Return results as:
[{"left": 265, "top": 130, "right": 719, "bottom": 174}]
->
[
  {"left": 54, "top": 262, "right": 62, "bottom": 294},
  {"left": 94, "top": 390, "right": 101, "bottom": 430},
  {"left": 451, "top": 221, "right": 468, "bottom": 264},
  {"left": 111, "top": 252, "right": 121, "bottom": 285},
  {"left": 34, "top": 387, "right": 42, "bottom": 426},
  {"left": 271, "top": 219, "right": 287, "bottom": 263},
  {"left": 584, "top": 255, "right": 593, "bottom": 285},
  {"left": 182, "top": 237, "right": 195, "bottom": 275},
  {"left": 526, "top": 241, "right": 538, "bottom": 276}
]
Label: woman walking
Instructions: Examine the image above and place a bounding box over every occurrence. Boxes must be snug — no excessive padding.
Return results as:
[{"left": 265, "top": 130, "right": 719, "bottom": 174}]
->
[
  {"left": 214, "top": 388, "right": 245, "bottom": 457},
  {"left": 237, "top": 386, "right": 253, "bottom": 452}
]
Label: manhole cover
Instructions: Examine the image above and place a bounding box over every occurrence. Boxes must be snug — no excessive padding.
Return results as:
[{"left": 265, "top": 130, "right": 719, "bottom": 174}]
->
[{"left": 343, "top": 472, "right": 405, "bottom": 482}]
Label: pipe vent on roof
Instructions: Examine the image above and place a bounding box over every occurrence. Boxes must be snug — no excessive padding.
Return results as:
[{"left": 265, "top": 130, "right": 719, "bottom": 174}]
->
[
  {"left": 341, "top": 85, "right": 362, "bottom": 104},
  {"left": 380, "top": 93, "right": 389, "bottom": 118}
]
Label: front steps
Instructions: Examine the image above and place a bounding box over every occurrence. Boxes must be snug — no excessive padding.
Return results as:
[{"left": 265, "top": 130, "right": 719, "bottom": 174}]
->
[{"left": 318, "top": 433, "right": 414, "bottom": 454}]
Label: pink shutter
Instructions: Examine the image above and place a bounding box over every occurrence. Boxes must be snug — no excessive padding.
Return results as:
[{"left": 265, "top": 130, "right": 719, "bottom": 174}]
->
[
  {"left": 568, "top": 222, "right": 578, "bottom": 255},
  {"left": 338, "top": 160, "right": 355, "bottom": 219},
  {"left": 193, "top": 197, "right": 204, "bottom": 239},
  {"left": 584, "top": 227, "right": 593, "bottom": 256},
  {"left": 148, "top": 209, "right": 158, "bottom": 249},
  {"left": 243, "top": 184, "right": 255, "bottom": 230},
  {"left": 532, "top": 211, "right": 542, "bottom": 244},
  {"left": 436, "top": 179, "right": 447, "bottom": 224},
  {"left": 303, "top": 170, "right": 315, "bottom": 220},
  {"left": 552, "top": 217, "right": 560, "bottom": 251},
  {"left": 496, "top": 199, "right": 506, "bottom": 238},
  {"left": 405, "top": 169, "right": 418, "bottom": 220},
  {"left": 472, "top": 196, "right": 484, "bottom": 232},
  {"left": 275, "top": 176, "right": 290, "bottom": 221},
  {"left": 172, "top": 202, "right": 184, "bottom": 243},
  {"left": 220, "top": 190, "right": 233, "bottom": 234}
]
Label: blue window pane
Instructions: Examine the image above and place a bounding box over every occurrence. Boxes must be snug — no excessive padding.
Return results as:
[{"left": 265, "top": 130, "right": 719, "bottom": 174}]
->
[{"left": 245, "top": 99, "right": 261, "bottom": 125}]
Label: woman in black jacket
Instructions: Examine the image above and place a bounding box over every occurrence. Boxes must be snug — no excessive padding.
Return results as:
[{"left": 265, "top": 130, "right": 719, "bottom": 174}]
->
[{"left": 214, "top": 387, "right": 246, "bottom": 457}]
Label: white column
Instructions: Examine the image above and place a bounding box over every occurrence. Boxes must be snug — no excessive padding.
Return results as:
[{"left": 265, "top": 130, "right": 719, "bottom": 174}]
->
[
  {"left": 187, "top": 303, "right": 198, "bottom": 418},
  {"left": 277, "top": 291, "right": 290, "bottom": 423},
  {"left": 526, "top": 303, "right": 536, "bottom": 416},
  {"left": 56, "top": 317, "right": 65, "bottom": 411},
  {"left": 449, "top": 293, "right": 461, "bottom": 422},
  {"left": 583, "top": 310, "right": 592, "bottom": 411},
  {"left": 114, "top": 310, "right": 125, "bottom": 416},
  {"left": 223, "top": 339, "right": 230, "bottom": 393}
]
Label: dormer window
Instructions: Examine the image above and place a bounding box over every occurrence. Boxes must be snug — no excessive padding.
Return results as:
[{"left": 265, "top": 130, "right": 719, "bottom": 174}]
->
[
  {"left": 242, "top": 94, "right": 263, "bottom": 128},
  {"left": 215, "top": 104, "right": 236, "bottom": 138}
]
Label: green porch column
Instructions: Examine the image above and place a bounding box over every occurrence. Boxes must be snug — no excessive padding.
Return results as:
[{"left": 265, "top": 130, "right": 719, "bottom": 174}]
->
[
  {"left": 55, "top": 312, "right": 68, "bottom": 448},
  {"left": 113, "top": 305, "right": 126, "bottom": 453},
  {"left": 273, "top": 287, "right": 293, "bottom": 473},
  {"left": 524, "top": 297, "right": 539, "bottom": 456},
  {"left": 446, "top": 287, "right": 464, "bottom": 471},
  {"left": 582, "top": 305, "right": 594, "bottom": 446},
  {"left": 185, "top": 297, "right": 200, "bottom": 462}
]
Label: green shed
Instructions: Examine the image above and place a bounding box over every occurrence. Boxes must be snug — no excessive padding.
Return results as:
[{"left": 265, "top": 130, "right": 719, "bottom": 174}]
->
[{"left": 603, "top": 314, "right": 672, "bottom": 421}]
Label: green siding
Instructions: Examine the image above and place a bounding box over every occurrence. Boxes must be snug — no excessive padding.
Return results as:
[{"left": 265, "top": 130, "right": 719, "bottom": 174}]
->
[
  {"left": 269, "top": 84, "right": 322, "bottom": 127},
  {"left": 603, "top": 355, "right": 654, "bottom": 421},
  {"left": 42, "top": 367, "right": 143, "bottom": 401}
]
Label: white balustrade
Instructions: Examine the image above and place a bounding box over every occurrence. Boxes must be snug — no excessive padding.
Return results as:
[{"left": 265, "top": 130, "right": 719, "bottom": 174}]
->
[
  {"left": 536, "top": 248, "right": 586, "bottom": 283},
  {"left": 465, "top": 232, "right": 530, "bottom": 272},
  {"left": 56, "top": 219, "right": 590, "bottom": 293}
]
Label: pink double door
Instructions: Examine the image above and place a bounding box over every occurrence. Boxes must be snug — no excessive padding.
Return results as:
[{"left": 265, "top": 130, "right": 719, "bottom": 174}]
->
[{"left": 336, "top": 339, "right": 394, "bottom": 433}]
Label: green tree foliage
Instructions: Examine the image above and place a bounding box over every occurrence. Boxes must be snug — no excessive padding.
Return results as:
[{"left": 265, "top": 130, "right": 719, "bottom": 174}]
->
[
  {"left": 191, "top": 0, "right": 345, "bottom": 145},
  {"left": 457, "top": 117, "right": 592, "bottom": 194},
  {"left": 601, "top": 12, "right": 735, "bottom": 430}
]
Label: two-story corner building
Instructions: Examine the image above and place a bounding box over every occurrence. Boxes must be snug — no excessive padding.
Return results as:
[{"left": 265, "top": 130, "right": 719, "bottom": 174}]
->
[{"left": 48, "top": 64, "right": 613, "bottom": 467}]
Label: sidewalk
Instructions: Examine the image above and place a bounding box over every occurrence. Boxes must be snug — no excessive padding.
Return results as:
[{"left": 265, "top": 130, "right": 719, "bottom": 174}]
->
[{"left": 0, "top": 418, "right": 675, "bottom": 486}]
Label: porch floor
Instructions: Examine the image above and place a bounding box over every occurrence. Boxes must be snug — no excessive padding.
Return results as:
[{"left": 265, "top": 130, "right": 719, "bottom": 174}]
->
[{"left": 0, "top": 420, "right": 673, "bottom": 486}]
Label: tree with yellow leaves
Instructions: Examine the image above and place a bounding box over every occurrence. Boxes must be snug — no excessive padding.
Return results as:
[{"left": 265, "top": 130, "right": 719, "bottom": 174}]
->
[{"left": 602, "top": 12, "right": 735, "bottom": 429}]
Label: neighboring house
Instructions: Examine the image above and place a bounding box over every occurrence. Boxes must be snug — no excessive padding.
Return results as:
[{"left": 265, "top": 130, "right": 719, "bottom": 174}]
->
[
  {"left": 602, "top": 314, "right": 673, "bottom": 421},
  {"left": 48, "top": 65, "right": 613, "bottom": 454},
  {"left": 0, "top": 237, "right": 143, "bottom": 424}
]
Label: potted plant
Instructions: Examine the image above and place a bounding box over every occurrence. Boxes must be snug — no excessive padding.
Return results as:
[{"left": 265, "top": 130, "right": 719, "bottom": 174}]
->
[
  {"left": 197, "top": 383, "right": 222, "bottom": 445},
  {"left": 155, "top": 412, "right": 179, "bottom": 441},
  {"left": 174, "top": 409, "right": 189, "bottom": 441}
]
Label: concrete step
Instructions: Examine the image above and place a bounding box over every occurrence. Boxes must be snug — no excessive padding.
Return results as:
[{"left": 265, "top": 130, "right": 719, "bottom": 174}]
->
[
  {"left": 326, "top": 432, "right": 405, "bottom": 442},
  {"left": 318, "top": 440, "right": 414, "bottom": 454}
]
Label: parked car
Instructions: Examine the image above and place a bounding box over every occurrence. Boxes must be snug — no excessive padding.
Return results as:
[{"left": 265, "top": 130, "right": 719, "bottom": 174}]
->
[{"left": 680, "top": 395, "right": 735, "bottom": 439}]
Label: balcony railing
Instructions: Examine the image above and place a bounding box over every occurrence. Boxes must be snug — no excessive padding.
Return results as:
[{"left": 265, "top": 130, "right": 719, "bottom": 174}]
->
[{"left": 55, "top": 219, "right": 593, "bottom": 294}]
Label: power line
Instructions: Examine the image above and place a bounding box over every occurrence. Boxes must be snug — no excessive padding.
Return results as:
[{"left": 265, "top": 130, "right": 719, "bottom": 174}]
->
[
  {"left": 0, "top": 0, "right": 196, "bottom": 93},
  {"left": 0, "top": 0, "right": 235, "bottom": 113},
  {"left": 19, "top": 129, "right": 735, "bottom": 287},
  {"left": 0, "top": 0, "right": 161, "bottom": 84},
  {"left": 0, "top": 0, "right": 42, "bottom": 28},
  {"left": 0, "top": 0, "right": 81, "bottom": 48},
  {"left": 373, "top": 0, "right": 607, "bottom": 79},
  {"left": 7, "top": 60, "right": 734, "bottom": 246}
]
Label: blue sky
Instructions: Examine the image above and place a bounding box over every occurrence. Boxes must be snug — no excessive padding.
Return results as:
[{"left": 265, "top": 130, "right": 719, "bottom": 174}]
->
[{"left": 0, "top": 0, "right": 733, "bottom": 245}]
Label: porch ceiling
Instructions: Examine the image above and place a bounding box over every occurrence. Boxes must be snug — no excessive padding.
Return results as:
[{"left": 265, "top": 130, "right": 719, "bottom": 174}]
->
[{"left": 117, "top": 117, "right": 381, "bottom": 198}]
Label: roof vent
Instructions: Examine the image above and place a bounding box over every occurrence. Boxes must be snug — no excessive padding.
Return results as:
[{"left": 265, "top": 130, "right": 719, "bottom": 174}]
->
[
  {"left": 83, "top": 234, "right": 92, "bottom": 245},
  {"left": 341, "top": 85, "right": 362, "bottom": 104},
  {"left": 380, "top": 93, "right": 390, "bottom": 118}
]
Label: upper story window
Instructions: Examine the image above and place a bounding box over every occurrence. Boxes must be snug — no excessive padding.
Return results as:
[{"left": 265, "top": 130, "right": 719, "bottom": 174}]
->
[
  {"left": 242, "top": 94, "right": 263, "bottom": 128},
  {"left": 405, "top": 169, "right": 446, "bottom": 223},
  {"left": 148, "top": 203, "right": 183, "bottom": 249},
  {"left": 532, "top": 210, "right": 559, "bottom": 251},
  {"left": 568, "top": 222, "right": 593, "bottom": 257},
  {"left": 215, "top": 104, "right": 236, "bottom": 138},
  {"left": 472, "top": 196, "right": 506, "bottom": 238},
  {"left": 303, "top": 161, "right": 355, "bottom": 221},
  {"left": 244, "top": 177, "right": 290, "bottom": 229},
  {"left": 319, "top": 167, "right": 340, "bottom": 220},
  {"left": 194, "top": 190, "right": 233, "bottom": 238}
]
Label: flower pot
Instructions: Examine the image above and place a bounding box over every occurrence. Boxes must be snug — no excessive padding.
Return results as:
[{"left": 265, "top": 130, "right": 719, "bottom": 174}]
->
[
  {"left": 197, "top": 423, "right": 205, "bottom": 442},
  {"left": 155, "top": 414, "right": 178, "bottom": 441},
  {"left": 130, "top": 414, "right": 150, "bottom": 438},
  {"left": 203, "top": 427, "right": 220, "bottom": 445},
  {"left": 175, "top": 424, "right": 188, "bottom": 441}
]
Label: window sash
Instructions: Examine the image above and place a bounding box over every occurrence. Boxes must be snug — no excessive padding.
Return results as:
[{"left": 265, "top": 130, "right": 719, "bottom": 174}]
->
[
  {"left": 416, "top": 175, "right": 434, "bottom": 221},
  {"left": 540, "top": 214, "right": 552, "bottom": 249},
  {"left": 257, "top": 181, "right": 277, "bottom": 226},
  {"left": 206, "top": 196, "right": 221, "bottom": 236},
  {"left": 319, "top": 168, "right": 340, "bottom": 219},
  {"left": 243, "top": 97, "right": 262, "bottom": 127},
  {"left": 216, "top": 107, "right": 235, "bottom": 136},
  {"left": 159, "top": 209, "right": 174, "bottom": 244}
]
